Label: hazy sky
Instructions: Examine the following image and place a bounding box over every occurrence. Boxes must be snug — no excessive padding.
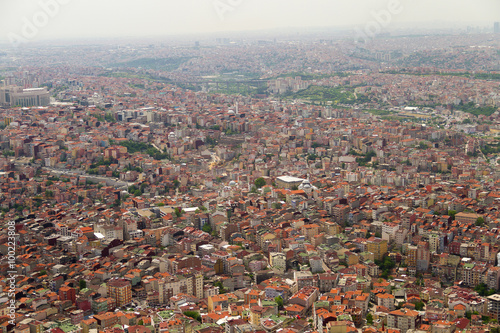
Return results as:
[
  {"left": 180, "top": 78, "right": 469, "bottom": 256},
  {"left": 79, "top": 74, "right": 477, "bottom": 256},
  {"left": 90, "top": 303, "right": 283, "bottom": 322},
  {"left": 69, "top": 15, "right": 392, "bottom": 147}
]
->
[{"left": 1, "top": 0, "right": 499, "bottom": 44}]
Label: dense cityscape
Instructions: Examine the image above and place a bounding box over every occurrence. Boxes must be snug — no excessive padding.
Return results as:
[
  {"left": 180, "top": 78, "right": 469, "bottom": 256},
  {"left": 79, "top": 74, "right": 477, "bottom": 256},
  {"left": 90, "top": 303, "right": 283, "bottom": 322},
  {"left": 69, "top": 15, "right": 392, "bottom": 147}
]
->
[{"left": 1, "top": 17, "right": 500, "bottom": 333}]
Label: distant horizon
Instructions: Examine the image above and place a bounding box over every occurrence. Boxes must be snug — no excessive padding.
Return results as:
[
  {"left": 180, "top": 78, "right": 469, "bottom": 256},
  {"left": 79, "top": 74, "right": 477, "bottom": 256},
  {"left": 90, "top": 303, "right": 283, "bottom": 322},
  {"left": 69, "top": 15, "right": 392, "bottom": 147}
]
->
[
  {"left": 1, "top": 0, "right": 499, "bottom": 46},
  {"left": 0, "top": 21, "right": 499, "bottom": 48}
]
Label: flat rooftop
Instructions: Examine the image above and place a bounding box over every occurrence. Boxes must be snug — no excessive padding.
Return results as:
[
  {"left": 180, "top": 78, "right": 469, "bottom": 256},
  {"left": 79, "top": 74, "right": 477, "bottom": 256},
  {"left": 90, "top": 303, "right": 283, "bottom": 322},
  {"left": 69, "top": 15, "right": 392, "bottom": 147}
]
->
[{"left": 277, "top": 176, "right": 305, "bottom": 183}]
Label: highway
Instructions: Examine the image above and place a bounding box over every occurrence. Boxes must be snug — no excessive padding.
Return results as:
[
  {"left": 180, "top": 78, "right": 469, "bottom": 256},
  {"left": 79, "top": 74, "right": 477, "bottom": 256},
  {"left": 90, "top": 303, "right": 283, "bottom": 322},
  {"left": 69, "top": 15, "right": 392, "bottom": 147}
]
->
[
  {"left": 45, "top": 167, "right": 134, "bottom": 188},
  {"left": 13, "top": 159, "right": 134, "bottom": 189}
]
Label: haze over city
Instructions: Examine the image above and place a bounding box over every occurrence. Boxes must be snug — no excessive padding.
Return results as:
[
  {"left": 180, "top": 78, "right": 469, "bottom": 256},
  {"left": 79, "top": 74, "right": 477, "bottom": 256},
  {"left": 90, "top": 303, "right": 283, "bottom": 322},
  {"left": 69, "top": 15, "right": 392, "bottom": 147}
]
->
[{"left": 1, "top": 0, "right": 500, "bottom": 44}]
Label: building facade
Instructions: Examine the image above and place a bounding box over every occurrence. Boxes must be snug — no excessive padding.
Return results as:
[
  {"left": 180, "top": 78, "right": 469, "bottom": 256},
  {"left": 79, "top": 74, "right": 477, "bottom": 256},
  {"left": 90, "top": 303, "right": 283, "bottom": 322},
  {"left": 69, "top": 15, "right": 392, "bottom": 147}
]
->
[{"left": 0, "top": 86, "right": 50, "bottom": 107}]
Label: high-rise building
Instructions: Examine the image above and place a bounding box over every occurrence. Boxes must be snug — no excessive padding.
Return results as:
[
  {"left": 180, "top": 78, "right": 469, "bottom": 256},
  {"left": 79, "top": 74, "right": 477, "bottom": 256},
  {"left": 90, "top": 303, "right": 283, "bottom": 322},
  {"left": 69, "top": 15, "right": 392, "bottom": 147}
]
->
[
  {"left": 488, "top": 294, "right": 500, "bottom": 321},
  {"left": 59, "top": 286, "right": 76, "bottom": 304},
  {"left": 107, "top": 279, "right": 132, "bottom": 308},
  {"left": 417, "top": 241, "right": 430, "bottom": 272},
  {"left": 494, "top": 22, "right": 500, "bottom": 33},
  {"left": 406, "top": 245, "right": 417, "bottom": 268},
  {"left": 367, "top": 237, "right": 388, "bottom": 261}
]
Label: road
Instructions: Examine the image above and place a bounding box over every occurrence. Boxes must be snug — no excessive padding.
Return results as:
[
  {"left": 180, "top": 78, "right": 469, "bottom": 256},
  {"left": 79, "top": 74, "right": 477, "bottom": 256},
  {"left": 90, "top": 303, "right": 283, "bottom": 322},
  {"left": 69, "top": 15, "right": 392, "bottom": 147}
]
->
[
  {"left": 46, "top": 167, "right": 134, "bottom": 188},
  {"left": 151, "top": 143, "right": 162, "bottom": 152},
  {"left": 13, "top": 159, "right": 135, "bottom": 189},
  {"left": 209, "top": 153, "right": 222, "bottom": 170}
]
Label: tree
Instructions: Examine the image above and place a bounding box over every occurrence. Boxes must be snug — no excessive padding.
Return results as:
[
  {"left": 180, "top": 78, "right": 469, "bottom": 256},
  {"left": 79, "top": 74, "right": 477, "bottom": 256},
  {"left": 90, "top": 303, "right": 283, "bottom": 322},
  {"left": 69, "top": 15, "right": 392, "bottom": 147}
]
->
[
  {"left": 183, "top": 311, "right": 201, "bottom": 322},
  {"left": 366, "top": 313, "right": 374, "bottom": 325},
  {"left": 376, "top": 255, "right": 396, "bottom": 280},
  {"left": 79, "top": 279, "right": 87, "bottom": 290},
  {"left": 415, "top": 301, "right": 425, "bottom": 311},
  {"left": 128, "top": 185, "right": 139, "bottom": 194},
  {"left": 254, "top": 177, "right": 266, "bottom": 188},
  {"left": 474, "top": 283, "right": 495, "bottom": 296},
  {"left": 202, "top": 223, "right": 212, "bottom": 233},
  {"left": 275, "top": 296, "right": 284, "bottom": 309},
  {"left": 174, "top": 208, "right": 183, "bottom": 218},
  {"left": 418, "top": 141, "right": 429, "bottom": 150},
  {"left": 448, "top": 210, "right": 457, "bottom": 220},
  {"left": 272, "top": 202, "right": 282, "bottom": 209},
  {"left": 465, "top": 311, "right": 472, "bottom": 320},
  {"left": 214, "top": 280, "right": 226, "bottom": 294},
  {"left": 40, "top": 270, "right": 47, "bottom": 276},
  {"left": 476, "top": 217, "right": 485, "bottom": 226},
  {"left": 307, "top": 153, "right": 318, "bottom": 161}
]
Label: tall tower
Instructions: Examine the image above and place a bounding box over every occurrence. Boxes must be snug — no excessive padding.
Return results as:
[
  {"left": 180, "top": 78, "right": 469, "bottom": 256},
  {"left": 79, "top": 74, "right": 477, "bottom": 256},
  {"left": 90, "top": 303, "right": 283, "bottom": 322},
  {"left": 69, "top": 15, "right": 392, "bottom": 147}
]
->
[
  {"left": 494, "top": 22, "right": 500, "bottom": 33},
  {"left": 107, "top": 279, "right": 132, "bottom": 307}
]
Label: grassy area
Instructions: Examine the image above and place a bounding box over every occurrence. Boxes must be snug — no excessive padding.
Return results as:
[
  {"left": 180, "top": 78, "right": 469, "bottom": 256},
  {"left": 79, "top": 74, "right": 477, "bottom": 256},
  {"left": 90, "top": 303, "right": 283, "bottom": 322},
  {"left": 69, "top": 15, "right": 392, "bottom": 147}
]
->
[
  {"left": 116, "top": 140, "right": 170, "bottom": 160},
  {"left": 473, "top": 73, "right": 500, "bottom": 81},
  {"left": 282, "top": 85, "right": 368, "bottom": 104},
  {"left": 405, "top": 101, "right": 498, "bottom": 117},
  {"left": 382, "top": 70, "right": 500, "bottom": 81},
  {"left": 208, "top": 82, "right": 267, "bottom": 96},
  {"left": 129, "top": 83, "right": 145, "bottom": 89},
  {"left": 481, "top": 141, "right": 500, "bottom": 155},
  {"left": 175, "top": 80, "right": 267, "bottom": 96},
  {"left": 276, "top": 72, "right": 348, "bottom": 80},
  {"left": 379, "top": 115, "right": 422, "bottom": 123},
  {"left": 455, "top": 102, "right": 498, "bottom": 116},
  {"left": 100, "top": 71, "right": 152, "bottom": 80},
  {"left": 99, "top": 71, "right": 172, "bottom": 84},
  {"left": 219, "top": 71, "right": 262, "bottom": 80},
  {"left": 176, "top": 83, "right": 203, "bottom": 92},
  {"left": 0, "top": 67, "right": 17, "bottom": 72},
  {"left": 364, "top": 109, "right": 395, "bottom": 116},
  {"left": 108, "top": 57, "right": 194, "bottom": 71}
]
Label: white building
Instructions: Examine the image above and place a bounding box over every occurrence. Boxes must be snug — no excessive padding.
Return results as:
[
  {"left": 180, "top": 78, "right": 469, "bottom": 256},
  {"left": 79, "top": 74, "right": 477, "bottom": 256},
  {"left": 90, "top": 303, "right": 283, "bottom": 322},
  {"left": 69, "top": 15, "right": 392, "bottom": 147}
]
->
[{"left": 270, "top": 252, "right": 286, "bottom": 274}]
